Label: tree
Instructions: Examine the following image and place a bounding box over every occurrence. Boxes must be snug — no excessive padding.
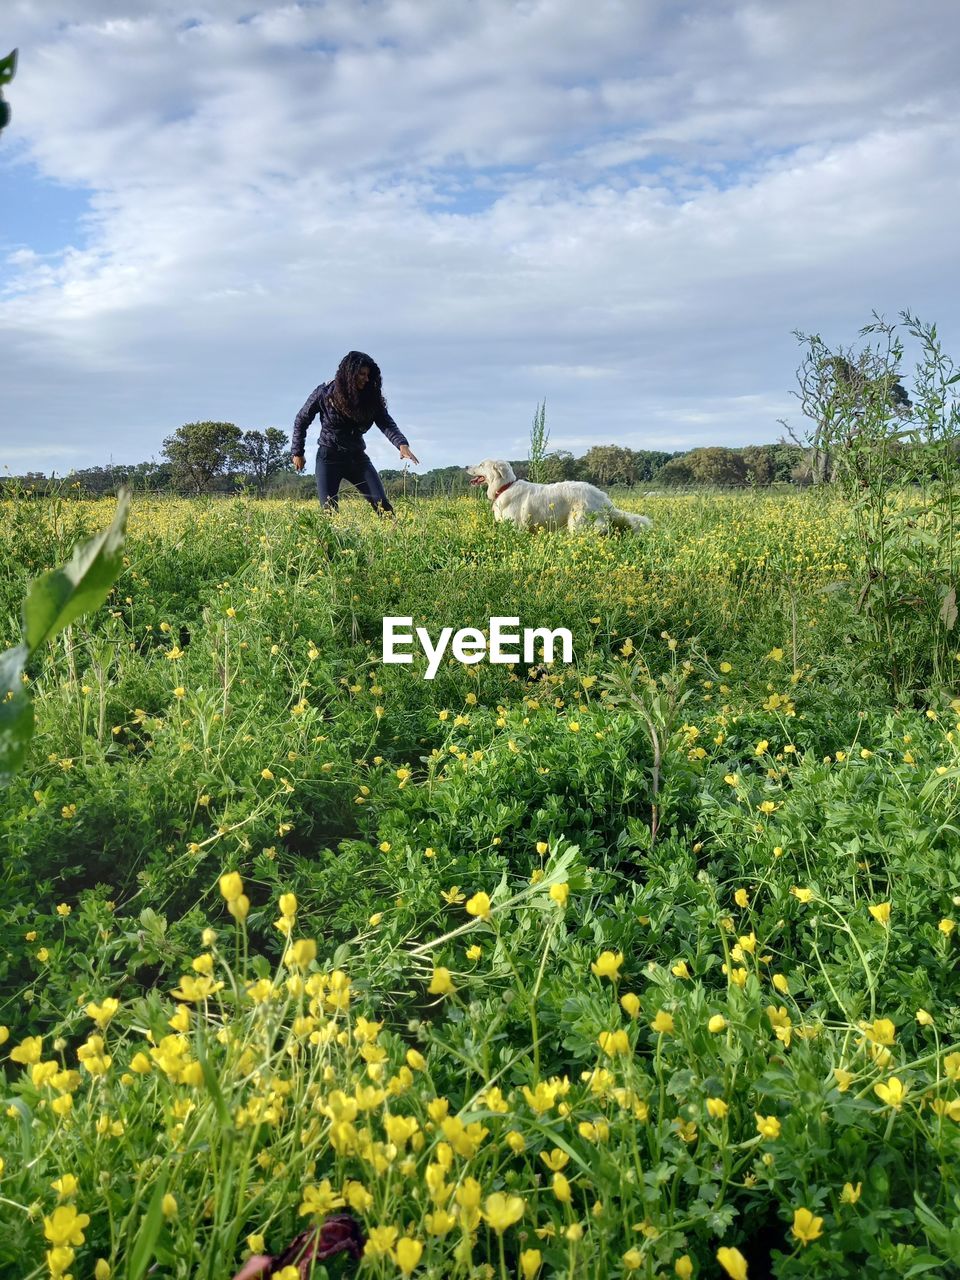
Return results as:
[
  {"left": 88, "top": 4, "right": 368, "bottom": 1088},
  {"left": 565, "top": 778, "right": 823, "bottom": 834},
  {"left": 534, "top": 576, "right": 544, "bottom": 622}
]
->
[
  {"left": 740, "top": 444, "right": 804, "bottom": 486},
  {"left": 740, "top": 445, "right": 775, "bottom": 486},
  {"left": 235, "top": 428, "right": 291, "bottom": 498},
  {"left": 539, "top": 450, "right": 579, "bottom": 483},
  {"left": 657, "top": 456, "right": 693, "bottom": 486},
  {"left": 682, "top": 447, "right": 747, "bottom": 486},
  {"left": 162, "top": 421, "right": 242, "bottom": 496},
  {"left": 632, "top": 450, "right": 677, "bottom": 482},
  {"left": 581, "top": 445, "right": 638, "bottom": 487}
]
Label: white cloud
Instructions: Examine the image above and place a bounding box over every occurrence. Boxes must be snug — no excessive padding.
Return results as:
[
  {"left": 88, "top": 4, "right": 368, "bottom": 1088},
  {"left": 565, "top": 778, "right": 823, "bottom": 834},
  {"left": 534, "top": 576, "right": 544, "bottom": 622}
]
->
[
  {"left": 1, "top": 0, "right": 959, "bottom": 474},
  {"left": 2, "top": 445, "right": 84, "bottom": 463}
]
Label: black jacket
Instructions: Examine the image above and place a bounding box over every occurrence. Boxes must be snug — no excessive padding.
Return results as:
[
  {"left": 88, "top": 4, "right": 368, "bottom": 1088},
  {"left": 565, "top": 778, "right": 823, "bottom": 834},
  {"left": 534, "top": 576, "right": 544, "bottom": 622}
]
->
[{"left": 292, "top": 381, "right": 408, "bottom": 457}]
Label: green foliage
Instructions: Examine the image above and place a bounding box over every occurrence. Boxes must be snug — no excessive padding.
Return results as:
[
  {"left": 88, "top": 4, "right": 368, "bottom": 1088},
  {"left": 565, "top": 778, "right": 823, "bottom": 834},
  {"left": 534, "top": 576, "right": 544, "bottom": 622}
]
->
[
  {"left": 790, "top": 313, "right": 960, "bottom": 697},
  {"left": 1, "top": 488, "right": 958, "bottom": 1278},
  {"left": 581, "top": 443, "right": 647, "bottom": 486},
  {"left": 0, "top": 48, "right": 16, "bottom": 134},
  {"left": 0, "top": 490, "right": 130, "bottom": 785},
  {"left": 234, "top": 427, "right": 292, "bottom": 498},
  {"left": 162, "top": 421, "right": 244, "bottom": 496},
  {"left": 528, "top": 400, "right": 550, "bottom": 484},
  {"left": 680, "top": 447, "right": 748, "bottom": 487}
]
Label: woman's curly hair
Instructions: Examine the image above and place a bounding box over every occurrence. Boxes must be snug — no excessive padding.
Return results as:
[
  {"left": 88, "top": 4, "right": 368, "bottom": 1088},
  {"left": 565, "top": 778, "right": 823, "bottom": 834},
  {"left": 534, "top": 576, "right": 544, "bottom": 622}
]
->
[{"left": 330, "top": 350, "right": 388, "bottom": 423}]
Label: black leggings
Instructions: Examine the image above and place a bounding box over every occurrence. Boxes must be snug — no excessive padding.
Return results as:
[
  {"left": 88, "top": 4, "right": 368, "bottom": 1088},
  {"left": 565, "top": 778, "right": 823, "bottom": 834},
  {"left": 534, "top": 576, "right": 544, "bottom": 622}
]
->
[{"left": 315, "top": 450, "right": 393, "bottom": 514}]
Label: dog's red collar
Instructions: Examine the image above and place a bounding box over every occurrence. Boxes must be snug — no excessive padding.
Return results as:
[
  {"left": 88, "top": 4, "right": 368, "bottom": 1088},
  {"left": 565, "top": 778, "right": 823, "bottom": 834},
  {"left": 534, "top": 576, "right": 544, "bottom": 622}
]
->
[{"left": 492, "top": 480, "right": 516, "bottom": 501}]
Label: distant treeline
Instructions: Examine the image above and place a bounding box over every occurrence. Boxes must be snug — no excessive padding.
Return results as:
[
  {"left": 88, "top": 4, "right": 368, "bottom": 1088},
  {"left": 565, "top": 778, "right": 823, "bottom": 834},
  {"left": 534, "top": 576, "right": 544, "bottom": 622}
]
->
[
  {"left": 2, "top": 441, "right": 811, "bottom": 498},
  {"left": 378, "top": 443, "right": 808, "bottom": 497}
]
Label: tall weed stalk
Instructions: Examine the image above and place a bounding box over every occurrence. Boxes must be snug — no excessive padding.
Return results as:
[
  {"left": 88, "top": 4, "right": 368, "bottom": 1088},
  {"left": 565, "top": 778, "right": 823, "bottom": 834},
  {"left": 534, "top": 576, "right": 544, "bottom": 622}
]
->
[
  {"left": 792, "top": 312, "right": 960, "bottom": 700},
  {"left": 528, "top": 400, "right": 549, "bottom": 484}
]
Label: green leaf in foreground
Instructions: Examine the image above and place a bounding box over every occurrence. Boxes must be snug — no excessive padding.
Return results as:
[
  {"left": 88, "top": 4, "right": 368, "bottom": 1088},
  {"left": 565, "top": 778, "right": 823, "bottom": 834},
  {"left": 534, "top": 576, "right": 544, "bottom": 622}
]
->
[
  {"left": 0, "top": 49, "right": 17, "bottom": 86},
  {"left": 0, "top": 644, "right": 32, "bottom": 786},
  {"left": 0, "top": 488, "right": 130, "bottom": 785},
  {"left": 125, "top": 1165, "right": 170, "bottom": 1280},
  {"left": 22, "top": 487, "right": 131, "bottom": 652}
]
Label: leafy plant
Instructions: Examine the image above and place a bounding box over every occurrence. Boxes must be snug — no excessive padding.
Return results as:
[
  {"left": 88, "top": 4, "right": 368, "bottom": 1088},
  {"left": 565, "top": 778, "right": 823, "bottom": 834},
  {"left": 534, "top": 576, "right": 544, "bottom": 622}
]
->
[
  {"left": 787, "top": 313, "right": 960, "bottom": 698},
  {"left": 0, "top": 489, "right": 130, "bottom": 784},
  {"left": 528, "top": 399, "right": 550, "bottom": 484}
]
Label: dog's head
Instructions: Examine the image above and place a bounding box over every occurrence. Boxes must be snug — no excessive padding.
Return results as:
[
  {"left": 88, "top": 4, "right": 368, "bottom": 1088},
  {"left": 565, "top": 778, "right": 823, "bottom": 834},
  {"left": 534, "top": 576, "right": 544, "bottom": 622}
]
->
[{"left": 465, "top": 459, "right": 516, "bottom": 499}]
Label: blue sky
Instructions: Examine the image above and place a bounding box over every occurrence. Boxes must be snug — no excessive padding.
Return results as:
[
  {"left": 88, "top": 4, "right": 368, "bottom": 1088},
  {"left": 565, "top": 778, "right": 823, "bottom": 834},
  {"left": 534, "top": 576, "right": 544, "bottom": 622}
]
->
[{"left": 2, "top": 0, "right": 959, "bottom": 476}]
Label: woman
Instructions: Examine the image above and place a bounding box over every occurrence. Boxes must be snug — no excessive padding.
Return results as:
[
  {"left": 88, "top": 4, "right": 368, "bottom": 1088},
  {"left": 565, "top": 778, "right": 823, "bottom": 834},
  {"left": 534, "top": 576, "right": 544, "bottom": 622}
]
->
[{"left": 291, "top": 351, "right": 420, "bottom": 513}]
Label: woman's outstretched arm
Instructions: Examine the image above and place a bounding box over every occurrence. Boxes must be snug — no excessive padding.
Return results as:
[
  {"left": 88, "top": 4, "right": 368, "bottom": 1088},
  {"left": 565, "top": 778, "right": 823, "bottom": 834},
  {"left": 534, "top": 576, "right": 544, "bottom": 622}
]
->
[
  {"left": 374, "top": 405, "right": 419, "bottom": 464},
  {"left": 292, "top": 384, "right": 324, "bottom": 460}
]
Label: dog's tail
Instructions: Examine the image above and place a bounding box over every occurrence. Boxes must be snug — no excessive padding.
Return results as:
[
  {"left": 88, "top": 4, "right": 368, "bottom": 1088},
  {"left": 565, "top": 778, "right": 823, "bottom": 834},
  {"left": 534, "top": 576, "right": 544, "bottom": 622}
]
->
[{"left": 609, "top": 507, "right": 652, "bottom": 532}]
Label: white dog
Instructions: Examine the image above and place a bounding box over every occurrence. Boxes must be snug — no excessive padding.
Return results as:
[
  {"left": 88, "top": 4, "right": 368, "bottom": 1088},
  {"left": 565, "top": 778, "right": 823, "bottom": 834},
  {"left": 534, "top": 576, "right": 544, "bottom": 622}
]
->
[{"left": 466, "top": 459, "right": 652, "bottom": 534}]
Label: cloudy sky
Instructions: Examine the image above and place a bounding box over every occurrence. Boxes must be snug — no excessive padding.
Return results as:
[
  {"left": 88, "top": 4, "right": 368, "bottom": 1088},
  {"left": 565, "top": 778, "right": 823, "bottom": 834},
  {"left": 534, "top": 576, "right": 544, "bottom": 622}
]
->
[{"left": 2, "top": 0, "right": 959, "bottom": 476}]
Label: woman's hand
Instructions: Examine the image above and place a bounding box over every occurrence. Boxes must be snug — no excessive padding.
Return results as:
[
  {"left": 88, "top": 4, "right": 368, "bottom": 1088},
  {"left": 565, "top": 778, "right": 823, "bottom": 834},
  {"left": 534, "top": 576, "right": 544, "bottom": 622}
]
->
[
  {"left": 399, "top": 444, "right": 420, "bottom": 465},
  {"left": 292, "top": 455, "right": 305, "bottom": 472}
]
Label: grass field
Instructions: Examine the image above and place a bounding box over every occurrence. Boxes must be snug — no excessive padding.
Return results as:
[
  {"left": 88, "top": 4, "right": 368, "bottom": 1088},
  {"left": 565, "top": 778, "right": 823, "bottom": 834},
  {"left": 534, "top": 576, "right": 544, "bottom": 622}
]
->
[{"left": 1, "top": 488, "right": 959, "bottom": 1280}]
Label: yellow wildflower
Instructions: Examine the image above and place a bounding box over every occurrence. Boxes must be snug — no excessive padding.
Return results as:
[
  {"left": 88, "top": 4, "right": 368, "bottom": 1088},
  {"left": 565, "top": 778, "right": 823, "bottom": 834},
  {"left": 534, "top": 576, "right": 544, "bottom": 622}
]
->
[
  {"left": 755, "top": 1114, "right": 781, "bottom": 1139},
  {"left": 219, "top": 871, "right": 243, "bottom": 902},
  {"left": 552, "top": 1172, "right": 572, "bottom": 1203},
  {"left": 620, "top": 992, "right": 641, "bottom": 1018},
  {"left": 791, "top": 1207, "right": 824, "bottom": 1246},
  {"left": 424, "top": 1209, "right": 456, "bottom": 1235},
  {"left": 874, "top": 1077, "right": 908, "bottom": 1109},
  {"left": 10, "top": 1035, "right": 43, "bottom": 1064},
  {"left": 43, "top": 1205, "right": 91, "bottom": 1247},
  {"left": 590, "top": 950, "right": 624, "bottom": 980},
  {"left": 299, "top": 1180, "right": 345, "bottom": 1218},
  {"left": 859, "top": 1017, "right": 896, "bottom": 1046},
  {"left": 482, "top": 1192, "right": 525, "bottom": 1233},
  {"left": 363, "top": 1226, "right": 399, "bottom": 1258},
  {"left": 229, "top": 890, "right": 249, "bottom": 921},
  {"left": 465, "top": 891, "right": 491, "bottom": 920},
  {"left": 427, "top": 968, "right": 455, "bottom": 996},
  {"left": 716, "top": 1246, "right": 748, "bottom": 1280},
  {"left": 598, "top": 1029, "right": 630, "bottom": 1056},
  {"left": 520, "top": 1249, "right": 542, "bottom": 1279},
  {"left": 549, "top": 882, "right": 569, "bottom": 907},
  {"left": 285, "top": 939, "right": 317, "bottom": 969}
]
